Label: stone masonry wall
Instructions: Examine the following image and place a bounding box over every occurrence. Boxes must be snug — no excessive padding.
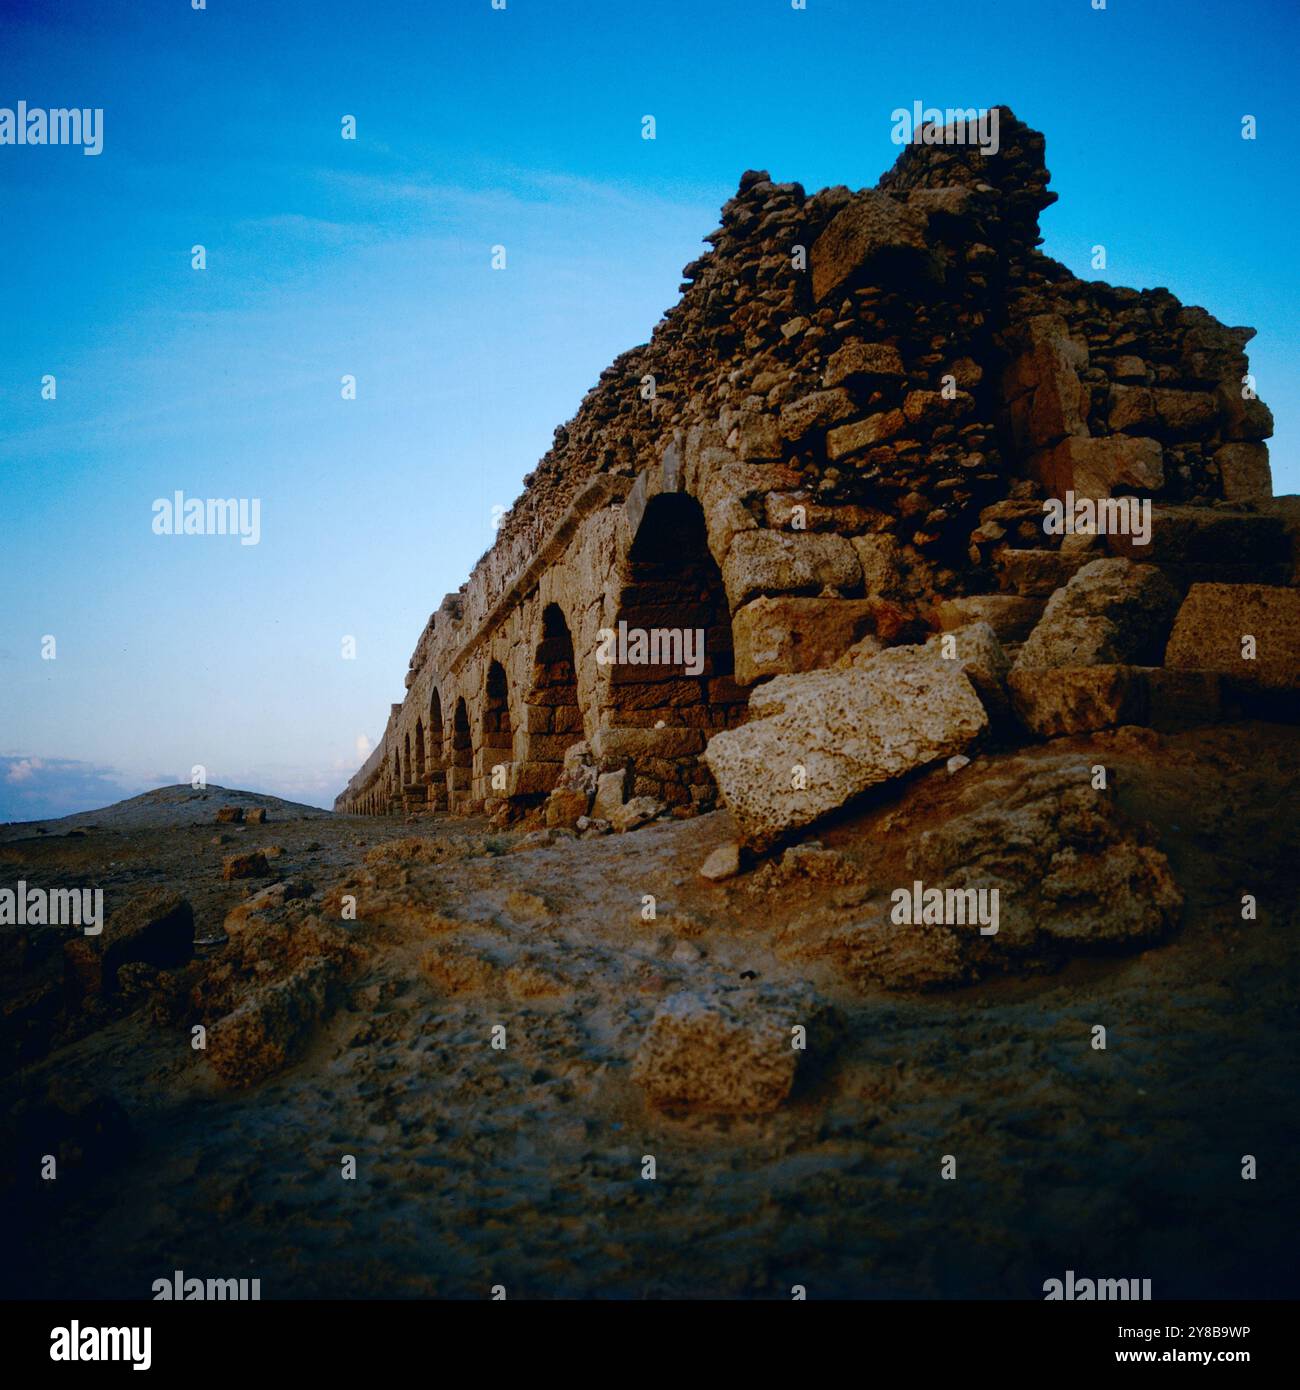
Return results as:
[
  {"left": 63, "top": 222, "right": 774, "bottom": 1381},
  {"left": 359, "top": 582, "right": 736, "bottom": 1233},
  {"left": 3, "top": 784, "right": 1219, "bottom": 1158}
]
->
[{"left": 336, "top": 107, "right": 1288, "bottom": 825}]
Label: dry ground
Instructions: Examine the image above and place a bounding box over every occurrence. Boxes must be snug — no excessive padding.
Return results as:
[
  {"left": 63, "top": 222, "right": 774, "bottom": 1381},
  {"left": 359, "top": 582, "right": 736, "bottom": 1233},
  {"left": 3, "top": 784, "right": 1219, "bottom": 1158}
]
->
[{"left": 2, "top": 729, "right": 1297, "bottom": 1300}]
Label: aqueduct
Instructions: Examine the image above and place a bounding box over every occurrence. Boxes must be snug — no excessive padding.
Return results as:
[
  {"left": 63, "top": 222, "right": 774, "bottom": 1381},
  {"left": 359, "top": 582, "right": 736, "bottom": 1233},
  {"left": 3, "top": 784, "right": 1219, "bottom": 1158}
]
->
[{"left": 337, "top": 108, "right": 1286, "bottom": 823}]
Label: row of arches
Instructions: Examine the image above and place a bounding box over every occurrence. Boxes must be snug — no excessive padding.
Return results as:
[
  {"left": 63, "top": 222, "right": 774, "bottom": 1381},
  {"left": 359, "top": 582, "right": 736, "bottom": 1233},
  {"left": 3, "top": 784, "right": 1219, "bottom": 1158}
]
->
[{"left": 348, "top": 492, "right": 748, "bottom": 819}]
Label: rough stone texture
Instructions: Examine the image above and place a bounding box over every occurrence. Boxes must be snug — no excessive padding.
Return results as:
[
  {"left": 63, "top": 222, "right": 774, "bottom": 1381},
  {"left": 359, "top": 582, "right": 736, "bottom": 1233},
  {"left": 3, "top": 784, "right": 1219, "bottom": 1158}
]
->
[
  {"left": 779, "top": 753, "right": 1182, "bottom": 990},
  {"left": 102, "top": 889, "right": 193, "bottom": 990},
  {"left": 699, "top": 842, "right": 742, "bottom": 882},
  {"left": 924, "top": 621, "right": 1011, "bottom": 722},
  {"left": 933, "top": 595, "right": 1045, "bottom": 642},
  {"left": 1165, "top": 584, "right": 1300, "bottom": 691},
  {"left": 207, "top": 957, "right": 338, "bottom": 1089},
  {"left": 631, "top": 984, "right": 830, "bottom": 1113},
  {"left": 722, "top": 530, "right": 862, "bottom": 608},
  {"left": 1215, "top": 444, "right": 1272, "bottom": 502},
  {"left": 334, "top": 107, "right": 1290, "bottom": 829},
  {"left": 1008, "top": 664, "right": 1144, "bottom": 737},
  {"left": 704, "top": 646, "right": 988, "bottom": 848},
  {"left": 222, "top": 851, "right": 270, "bottom": 881},
  {"left": 731, "top": 595, "right": 893, "bottom": 685},
  {"left": 810, "top": 189, "right": 929, "bottom": 303},
  {"left": 1014, "top": 558, "right": 1181, "bottom": 670}
]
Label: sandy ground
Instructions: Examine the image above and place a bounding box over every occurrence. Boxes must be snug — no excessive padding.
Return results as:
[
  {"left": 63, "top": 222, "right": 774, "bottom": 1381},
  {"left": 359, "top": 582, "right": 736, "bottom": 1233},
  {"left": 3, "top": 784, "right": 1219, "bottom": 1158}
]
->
[{"left": 2, "top": 732, "right": 1297, "bottom": 1300}]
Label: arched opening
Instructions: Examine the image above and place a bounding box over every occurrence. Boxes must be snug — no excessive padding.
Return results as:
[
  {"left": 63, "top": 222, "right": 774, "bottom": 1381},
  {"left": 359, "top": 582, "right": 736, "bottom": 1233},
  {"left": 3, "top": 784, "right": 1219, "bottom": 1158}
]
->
[
  {"left": 449, "top": 697, "right": 472, "bottom": 810},
  {"left": 480, "top": 661, "right": 514, "bottom": 801},
  {"left": 428, "top": 689, "right": 448, "bottom": 812},
  {"left": 519, "top": 603, "right": 583, "bottom": 801},
  {"left": 414, "top": 718, "right": 426, "bottom": 780},
  {"left": 606, "top": 492, "right": 744, "bottom": 811}
]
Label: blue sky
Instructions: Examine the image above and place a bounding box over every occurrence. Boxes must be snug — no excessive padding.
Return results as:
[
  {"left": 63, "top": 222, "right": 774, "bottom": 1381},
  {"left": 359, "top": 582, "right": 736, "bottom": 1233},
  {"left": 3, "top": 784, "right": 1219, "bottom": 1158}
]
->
[{"left": 1, "top": 0, "right": 1296, "bottom": 819}]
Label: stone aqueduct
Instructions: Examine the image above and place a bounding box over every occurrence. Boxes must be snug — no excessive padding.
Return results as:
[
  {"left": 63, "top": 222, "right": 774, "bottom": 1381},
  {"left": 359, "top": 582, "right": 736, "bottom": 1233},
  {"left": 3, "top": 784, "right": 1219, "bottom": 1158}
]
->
[
  {"left": 337, "top": 107, "right": 1281, "bottom": 820},
  {"left": 339, "top": 467, "right": 747, "bottom": 820}
]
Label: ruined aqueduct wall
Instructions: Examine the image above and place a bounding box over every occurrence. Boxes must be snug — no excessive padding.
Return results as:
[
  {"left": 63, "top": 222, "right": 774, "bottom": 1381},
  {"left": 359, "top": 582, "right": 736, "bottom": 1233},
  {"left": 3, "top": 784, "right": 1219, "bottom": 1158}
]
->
[{"left": 336, "top": 107, "right": 1280, "bottom": 818}]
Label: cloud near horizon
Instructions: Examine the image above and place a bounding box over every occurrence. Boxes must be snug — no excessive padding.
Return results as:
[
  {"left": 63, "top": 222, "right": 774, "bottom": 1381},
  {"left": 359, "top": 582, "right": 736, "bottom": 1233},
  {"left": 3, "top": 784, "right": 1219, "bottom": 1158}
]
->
[{"left": 0, "top": 755, "right": 342, "bottom": 823}]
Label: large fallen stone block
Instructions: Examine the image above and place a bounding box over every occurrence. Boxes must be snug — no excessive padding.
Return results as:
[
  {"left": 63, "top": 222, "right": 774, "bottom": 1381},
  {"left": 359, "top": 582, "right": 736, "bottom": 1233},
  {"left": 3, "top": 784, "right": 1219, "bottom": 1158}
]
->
[
  {"left": 1164, "top": 583, "right": 1300, "bottom": 691},
  {"left": 704, "top": 646, "right": 988, "bottom": 847},
  {"left": 1014, "top": 557, "right": 1181, "bottom": 670},
  {"left": 631, "top": 984, "right": 831, "bottom": 1113},
  {"left": 924, "top": 621, "right": 1011, "bottom": 722},
  {"left": 777, "top": 753, "right": 1181, "bottom": 990}
]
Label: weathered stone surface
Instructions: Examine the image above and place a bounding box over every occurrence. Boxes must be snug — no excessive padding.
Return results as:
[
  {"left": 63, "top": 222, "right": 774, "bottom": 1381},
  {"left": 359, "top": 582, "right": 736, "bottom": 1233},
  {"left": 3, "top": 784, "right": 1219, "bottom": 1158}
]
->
[
  {"left": 704, "top": 646, "right": 988, "bottom": 847},
  {"left": 1008, "top": 665, "right": 1143, "bottom": 736},
  {"left": 1164, "top": 584, "right": 1300, "bottom": 691},
  {"left": 1215, "top": 444, "right": 1272, "bottom": 502},
  {"left": 1033, "top": 435, "right": 1164, "bottom": 498},
  {"left": 933, "top": 595, "right": 1045, "bottom": 642},
  {"left": 245, "top": 807, "right": 267, "bottom": 825},
  {"left": 631, "top": 984, "right": 829, "bottom": 1112},
  {"left": 208, "top": 957, "right": 338, "bottom": 1089},
  {"left": 722, "top": 530, "right": 862, "bottom": 607},
  {"left": 222, "top": 851, "right": 270, "bottom": 881},
  {"left": 103, "top": 889, "right": 193, "bottom": 988},
  {"left": 826, "top": 409, "right": 906, "bottom": 460},
  {"left": 215, "top": 806, "right": 243, "bottom": 824},
  {"left": 810, "top": 189, "right": 929, "bottom": 303},
  {"left": 778, "top": 388, "right": 855, "bottom": 441},
  {"left": 1015, "top": 558, "right": 1181, "bottom": 670},
  {"left": 591, "top": 769, "right": 626, "bottom": 820},
  {"left": 544, "top": 787, "right": 589, "bottom": 828},
  {"left": 779, "top": 753, "right": 1181, "bottom": 989},
  {"left": 608, "top": 796, "right": 663, "bottom": 833},
  {"left": 925, "top": 622, "right": 1011, "bottom": 721},
  {"left": 995, "top": 547, "right": 1094, "bottom": 597},
  {"left": 822, "top": 340, "right": 904, "bottom": 388},
  {"left": 731, "top": 595, "right": 892, "bottom": 685}
]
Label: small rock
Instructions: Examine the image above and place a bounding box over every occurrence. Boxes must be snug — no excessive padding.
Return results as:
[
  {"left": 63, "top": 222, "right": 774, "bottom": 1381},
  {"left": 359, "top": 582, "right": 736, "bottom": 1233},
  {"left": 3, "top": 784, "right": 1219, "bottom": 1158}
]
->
[
  {"left": 947, "top": 754, "right": 971, "bottom": 774},
  {"left": 699, "top": 842, "right": 742, "bottom": 882},
  {"left": 222, "top": 851, "right": 270, "bottom": 881}
]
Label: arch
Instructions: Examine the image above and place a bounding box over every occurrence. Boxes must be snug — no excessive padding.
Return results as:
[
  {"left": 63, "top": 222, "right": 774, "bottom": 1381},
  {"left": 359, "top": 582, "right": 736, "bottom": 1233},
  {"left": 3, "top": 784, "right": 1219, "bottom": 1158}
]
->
[
  {"left": 414, "top": 718, "right": 426, "bottom": 780},
  {"left": 606, "top": 491, "right": 743, "bottom": 811},
  {"left": 480, "top": 661, "right": 514, "bottom": 800},
  {"left": 518, "top": 603, "right": 582, "bottom": 801},
  {"left": 448, "top": 696, "right": 473, "bottom": 810},
  {"left": 427, "top": 688, "right": 448, "bottom": 812}
]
